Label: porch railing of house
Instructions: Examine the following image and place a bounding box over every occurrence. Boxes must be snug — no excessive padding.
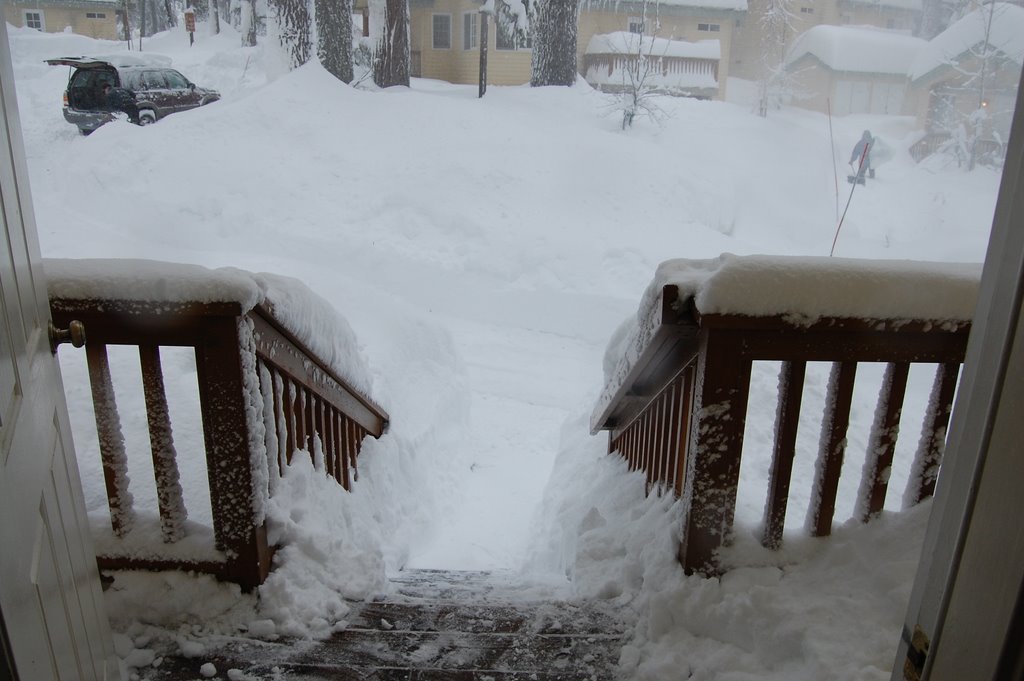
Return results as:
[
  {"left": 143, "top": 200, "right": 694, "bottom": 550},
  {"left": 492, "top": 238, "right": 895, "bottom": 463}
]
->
[
  {"left": 591, "top": 273, "right": 973, "bottom": 575},
  {"left": 50, "top": 295, "right": 388, "bottom": 591},
  {"left": 583, "top": 53, "right": 719, "bottom": 95},
  {"left": 909, "top": 132, "right": 1004, "bottom": 163}
]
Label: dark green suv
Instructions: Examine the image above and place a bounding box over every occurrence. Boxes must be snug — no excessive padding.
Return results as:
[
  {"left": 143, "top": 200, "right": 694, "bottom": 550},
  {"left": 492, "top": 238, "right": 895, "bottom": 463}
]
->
[{"left": 46, "top": 55, "right": 220, "bottom": 134}]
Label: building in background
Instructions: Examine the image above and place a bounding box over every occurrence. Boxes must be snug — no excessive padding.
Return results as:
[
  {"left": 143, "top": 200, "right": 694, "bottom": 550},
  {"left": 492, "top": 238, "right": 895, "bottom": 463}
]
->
[{"left": 4, "top": 0, "right": 120, "bottom": 40}]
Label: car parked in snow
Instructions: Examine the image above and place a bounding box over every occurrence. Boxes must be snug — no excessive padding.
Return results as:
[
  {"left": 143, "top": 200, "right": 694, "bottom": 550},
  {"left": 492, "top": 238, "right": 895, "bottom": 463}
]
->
[{"left": 45, "top": 55, "right": 220, "bottom": 134}]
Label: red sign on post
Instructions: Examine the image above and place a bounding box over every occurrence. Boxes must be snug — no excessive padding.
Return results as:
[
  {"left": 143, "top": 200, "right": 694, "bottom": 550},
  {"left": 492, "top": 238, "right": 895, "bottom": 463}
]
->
[{"left": 184, "top": 9, "right": 195, "bottom": 45}]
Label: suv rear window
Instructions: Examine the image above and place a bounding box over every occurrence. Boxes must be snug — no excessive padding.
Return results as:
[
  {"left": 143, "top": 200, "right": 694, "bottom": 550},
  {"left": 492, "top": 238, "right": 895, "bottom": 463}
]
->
[{"left": 68, "top": 67, "right": 116, "bottom": 110}]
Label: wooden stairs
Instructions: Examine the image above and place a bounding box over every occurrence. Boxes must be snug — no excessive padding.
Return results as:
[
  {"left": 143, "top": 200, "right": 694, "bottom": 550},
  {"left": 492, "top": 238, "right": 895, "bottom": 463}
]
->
[{"left": 143, "top": 570, "right": 628, "bottom": 680}]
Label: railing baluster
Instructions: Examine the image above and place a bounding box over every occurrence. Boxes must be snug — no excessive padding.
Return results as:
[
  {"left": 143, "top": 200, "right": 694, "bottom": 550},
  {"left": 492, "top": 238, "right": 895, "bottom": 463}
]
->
[
  {"left": 304, "top": 387, "right": 316, "bottom": 456},
  {"left": 674, "top": 366, "right": 695, "bottom": 497},
  {"left": 272, "top": 370, "right": 288, "bottom": 473},
  {"left": 856, "top": 362, "right": 910, "bottom": 522},
  {"left": 86, "top": 343, "right": 135, "bottom": 537},
  {"left": 762, "top": 360, "right": 807, "bottom": 550},
  {"left": 257, "top": 361, "right": 282, "bottom": 492},
  {"left": 139, "top": 345, "right": 187, "bottom": 543},
  {"left": 807, "top": 361, "right": 858, "bottom": 537},
  {"left": 904, "top": 362, "right": 961, "bottom": 507},
  {"left": 285, "top": 378, "right": 297, "bottom": 464}
]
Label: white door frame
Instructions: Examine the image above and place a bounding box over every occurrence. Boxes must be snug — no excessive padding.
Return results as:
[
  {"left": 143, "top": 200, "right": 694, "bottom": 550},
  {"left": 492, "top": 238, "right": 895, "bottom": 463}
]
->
[{"left": 891, "top": 66, "right": 1024, "bottom": 681}]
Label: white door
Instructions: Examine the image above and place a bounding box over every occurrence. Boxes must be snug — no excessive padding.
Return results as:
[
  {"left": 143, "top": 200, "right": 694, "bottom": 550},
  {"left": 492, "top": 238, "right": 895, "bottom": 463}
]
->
[{"left": 0, "top": 24, "right": 118, "bottom": 681}]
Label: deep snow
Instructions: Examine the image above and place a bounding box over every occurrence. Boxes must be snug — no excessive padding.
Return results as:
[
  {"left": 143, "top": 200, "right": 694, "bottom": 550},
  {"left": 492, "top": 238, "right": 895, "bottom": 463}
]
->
[{"left": 8, "top": 19, "right": 1005, "bottom": 680}]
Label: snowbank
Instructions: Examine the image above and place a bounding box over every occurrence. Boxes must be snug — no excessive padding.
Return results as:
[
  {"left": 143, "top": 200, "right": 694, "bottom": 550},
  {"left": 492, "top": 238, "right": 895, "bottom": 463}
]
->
[{"left": 526, "top": 411, "right": 928, "bottom": 680}]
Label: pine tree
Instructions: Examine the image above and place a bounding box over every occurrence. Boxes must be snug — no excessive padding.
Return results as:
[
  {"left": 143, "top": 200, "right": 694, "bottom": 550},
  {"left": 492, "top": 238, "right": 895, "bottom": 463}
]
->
[
  {"left": 372, "top": 0, "right": 410, "bottom": 87},
  {"left": 530, "top": 0, "right": 578, "bottom": 87},
  {"left": 317, "top": 0, "right": 355, "bottom": 82},
  {"left": 273, "top": 0, "right": 313, "bottom": 68}
]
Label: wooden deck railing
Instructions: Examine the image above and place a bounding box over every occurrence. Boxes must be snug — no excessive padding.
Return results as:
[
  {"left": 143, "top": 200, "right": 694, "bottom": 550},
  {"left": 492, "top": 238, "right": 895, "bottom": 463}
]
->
[
  {"left": 50, "top": 296, "right": 388, "bottom": 591},
  {"left": 591, "top": 284, "right": 971, "bottom": 575}
]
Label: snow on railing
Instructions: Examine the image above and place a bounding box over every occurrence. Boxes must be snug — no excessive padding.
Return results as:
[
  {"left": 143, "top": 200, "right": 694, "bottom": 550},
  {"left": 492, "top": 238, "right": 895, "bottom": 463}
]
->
[
  {"left": 583, "top": 33, "right": 720, "bottom": 97},
  {"left": 592, "top": 255, "right": 979, "bottom": 575},
  {"left": 47, "top": 259, "right": 388, "bottom": 591}
]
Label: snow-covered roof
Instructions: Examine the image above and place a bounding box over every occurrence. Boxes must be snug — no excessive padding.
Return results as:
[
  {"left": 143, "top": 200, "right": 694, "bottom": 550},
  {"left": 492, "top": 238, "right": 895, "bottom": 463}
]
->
[
  {"left": 785, "top": 25, "right": 926, "bottom": 74},
  {"left": 594, "top": 254, "right": 981, "bottom": 425},
  {"left": 586, "top": 32, "right": 721, "bottom": 60},
  {"left": 582, "top": 0, "right": 747, "bottom": 13},
  {"left": 909, "top": 2, "right": 1024, "bottom": 81},
  {"left": 44, "top": 258, "right": 374, "bottom": 397},
  {"left": 839, "top": 0, "right": 922, "bottom": 12}
]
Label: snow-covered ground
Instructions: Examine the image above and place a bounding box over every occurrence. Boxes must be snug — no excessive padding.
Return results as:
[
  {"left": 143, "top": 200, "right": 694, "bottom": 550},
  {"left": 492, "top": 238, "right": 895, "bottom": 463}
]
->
[{"left": 9, "top": 21, "right": 1005, "bottom": 680}]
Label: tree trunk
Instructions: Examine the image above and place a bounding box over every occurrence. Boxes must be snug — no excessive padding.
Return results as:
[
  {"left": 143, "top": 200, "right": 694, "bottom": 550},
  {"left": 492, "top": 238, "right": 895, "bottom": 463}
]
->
[
  {"left": 140, "top": 0, "right": 147, "bottom": 37},
  {"left": 241, "top": 0, "right": 257, "bottom": 45},
  {"left": 530, "top": 0, "right": 578, "bottom": 87},
  {"left": 165, "top": 0, "right": 177, "bottom": 27},
  {"left": 210, "top": 0, "right": 221, "bottom": 33},
  {"left": 274, "top": 0, "right": 312, "bottom": 68},
  {"left": 372, "top": 0, "right": 409, "bottom": 87},
  {"left": 317, "top": 0, "right": 354, "bottom": 82}
]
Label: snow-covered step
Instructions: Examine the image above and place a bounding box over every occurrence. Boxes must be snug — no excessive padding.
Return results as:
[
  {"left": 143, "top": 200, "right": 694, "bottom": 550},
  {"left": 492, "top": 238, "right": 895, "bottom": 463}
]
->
[{"left": 141, "top": 571, "right": 627, "bottom": 680}]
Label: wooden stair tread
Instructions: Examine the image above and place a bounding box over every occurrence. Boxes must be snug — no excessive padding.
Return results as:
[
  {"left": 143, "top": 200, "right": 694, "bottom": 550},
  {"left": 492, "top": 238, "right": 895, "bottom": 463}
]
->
[{"left": 134, "top": 570, "right": 626, "bottom": 680}]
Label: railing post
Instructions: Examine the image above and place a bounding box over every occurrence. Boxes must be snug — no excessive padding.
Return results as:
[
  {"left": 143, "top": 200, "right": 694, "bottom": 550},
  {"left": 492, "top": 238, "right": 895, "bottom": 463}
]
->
[
  {"left": 807, "top": 361, "right": 858, "bottom": 537},
  {"left": 856, "top": 361, "right": 910, "bottom": 522},
  {"left": 86, "top": 343, "right": 135, "bottom": 538},
  {"left": 194, "top": 316, "right": 271, "bottom": 591},
  {"left": 762, "top": 360, "right": 807, "bottom": 549},
  {"left": 679, "top": 329, "right": 752, "bottom": 574},
  {"left": 139, "top": 344, "right": 187, "bottom": 543},
  {"left": 904, "top": 362, "right": 961, "bottom": 507}
]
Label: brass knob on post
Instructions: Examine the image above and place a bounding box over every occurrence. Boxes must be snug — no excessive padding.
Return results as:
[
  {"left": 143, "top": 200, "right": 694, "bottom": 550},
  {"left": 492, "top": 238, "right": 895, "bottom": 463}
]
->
[{"left": 49, "top": 320, "right": 86, "bottom": 354}]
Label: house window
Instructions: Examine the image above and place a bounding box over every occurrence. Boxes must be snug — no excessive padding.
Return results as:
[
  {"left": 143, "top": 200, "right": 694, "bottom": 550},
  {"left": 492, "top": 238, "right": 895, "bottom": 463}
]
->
[
  {"left": 432, "top": 14, "right": 451, "bottom": 49},
  {"left": 463, "top": 13, "right": 478, "bottom": 50},
  {"left": 23, "top": 11, "right": 44, "bottom": 30},
  {"left": 496, "top": 0, "right": 529, "bottom": 50},
  {"left": 840, "top": 13, "right": 852, "bottom": 23},
  {"left": 86, "top": 12, "right": 107, "bottom": 18},
  {"left": 628, "top": 16, "right": 644, "bottom": 34},
  {"left": 800, "top": 6, "right": 813, "bottom": 13},
  {"left": 697, "top": 22, "right": 720, "bottom": 32}
]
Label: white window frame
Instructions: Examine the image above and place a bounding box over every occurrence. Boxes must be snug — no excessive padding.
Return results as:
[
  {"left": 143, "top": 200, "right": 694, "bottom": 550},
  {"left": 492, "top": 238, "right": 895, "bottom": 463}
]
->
[
  {"left": 463, "top": 12, "right": 478, "bottom": 50},
  {"left": 432, "top": 13, "right": 452, "bottom": 50},
  {"left": 86, "top": 11, "right": 107, "bottom": 18},
  {"left": 23, "top": 10, "right": 44, "bottom": 31},
  {"left": 697, "top": 22, "right": 720, "bottom": 32},
  {"left": 628, "top": 16, "right": 644, "bottom": 34},
  {"left": 800, "top": 6, "right": 814, "bottom": 13}
]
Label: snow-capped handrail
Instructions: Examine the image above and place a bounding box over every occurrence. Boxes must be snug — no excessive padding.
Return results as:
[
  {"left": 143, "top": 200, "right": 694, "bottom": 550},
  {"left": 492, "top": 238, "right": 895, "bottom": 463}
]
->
[
  {"left": 592, "top": 258, "right": 976, "bottom": 575},
  {"left": 49, "top": 293, "right": 388, "bottom": 591}
]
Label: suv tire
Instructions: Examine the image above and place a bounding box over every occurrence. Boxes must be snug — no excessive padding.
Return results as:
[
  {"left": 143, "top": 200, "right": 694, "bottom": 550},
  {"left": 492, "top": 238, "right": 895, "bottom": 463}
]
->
[{"left": 139, "top": 109, "right": 156, "bottom": 125}]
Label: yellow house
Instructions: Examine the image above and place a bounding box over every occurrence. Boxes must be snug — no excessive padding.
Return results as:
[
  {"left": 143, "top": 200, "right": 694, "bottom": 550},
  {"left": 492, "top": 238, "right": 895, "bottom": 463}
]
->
[
  {"left": 4, "top": 0, "right": 120, "bottom": 40},
  {"left": 405, "top": 0, "right": 745, "bottom": 98},
  {"left": 409, "top": 0, "right": 532, "bottom": 85}
]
